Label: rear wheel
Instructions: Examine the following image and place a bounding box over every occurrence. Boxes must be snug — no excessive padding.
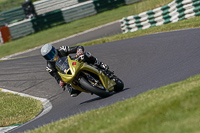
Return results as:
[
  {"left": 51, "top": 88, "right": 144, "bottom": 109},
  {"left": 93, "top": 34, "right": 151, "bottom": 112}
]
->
[{"left": 79, "top": 77, "right": 110, "bottom": 98}]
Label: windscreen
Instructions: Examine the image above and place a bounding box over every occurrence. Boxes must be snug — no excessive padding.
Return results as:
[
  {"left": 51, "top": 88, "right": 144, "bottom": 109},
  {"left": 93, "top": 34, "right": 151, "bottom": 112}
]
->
[{"left": 56, "top": 57, "right": 69, "bottom": 74}]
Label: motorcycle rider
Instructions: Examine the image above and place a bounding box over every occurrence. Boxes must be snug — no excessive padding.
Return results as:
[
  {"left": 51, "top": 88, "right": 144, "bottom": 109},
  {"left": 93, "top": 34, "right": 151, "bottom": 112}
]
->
[{"left": 41, "top": 43, "right": 109, "bottom": 97}]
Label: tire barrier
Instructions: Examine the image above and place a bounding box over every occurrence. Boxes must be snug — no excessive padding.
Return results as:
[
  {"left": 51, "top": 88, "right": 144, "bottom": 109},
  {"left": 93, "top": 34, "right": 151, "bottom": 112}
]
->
[{"left": 120, "top": 0, "right": 200, "bottom": 33}]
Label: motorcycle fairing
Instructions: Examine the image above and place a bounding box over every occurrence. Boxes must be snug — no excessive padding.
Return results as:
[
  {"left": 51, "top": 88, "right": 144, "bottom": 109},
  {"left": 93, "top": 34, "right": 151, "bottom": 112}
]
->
[{"left": 56, "top": 56, "right": 116, "bottom": 92}]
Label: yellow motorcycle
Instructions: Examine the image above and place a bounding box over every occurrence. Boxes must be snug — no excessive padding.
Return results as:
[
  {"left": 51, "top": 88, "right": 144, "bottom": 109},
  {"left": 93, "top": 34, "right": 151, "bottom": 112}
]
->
[{"left": 55, "top": 56, "right": 124, "bottom": 98}]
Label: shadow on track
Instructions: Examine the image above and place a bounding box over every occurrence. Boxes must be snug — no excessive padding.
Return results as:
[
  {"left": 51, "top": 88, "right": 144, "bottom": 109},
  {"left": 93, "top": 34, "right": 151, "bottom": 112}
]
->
[{"left": 80, "top": 88, "right": 130, "bottom": 104}]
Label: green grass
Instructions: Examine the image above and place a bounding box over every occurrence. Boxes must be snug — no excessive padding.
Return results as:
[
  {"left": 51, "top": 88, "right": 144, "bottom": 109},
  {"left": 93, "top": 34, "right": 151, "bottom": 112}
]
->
[
  {"left": 0, "top": 90, "right": 43, "bottom": 127},
  {"left": 25, "top": 75, "right": 200, "bottom": 133},
  {"left": 0, "top": 0, "right": 173, "bottom": 59}
]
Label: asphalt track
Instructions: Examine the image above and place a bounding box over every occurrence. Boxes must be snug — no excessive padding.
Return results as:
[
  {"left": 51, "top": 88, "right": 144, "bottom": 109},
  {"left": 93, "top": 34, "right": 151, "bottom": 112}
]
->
[{"left": 0, "top": 22, "right": 200, "bottom": 132}]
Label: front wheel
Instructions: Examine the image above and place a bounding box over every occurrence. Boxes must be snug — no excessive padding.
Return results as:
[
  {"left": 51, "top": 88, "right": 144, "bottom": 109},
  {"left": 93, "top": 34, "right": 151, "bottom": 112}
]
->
[
  {"left": 79, "top": 77, "right": 110, "bottom": 98},
  {"left": 113, "top": 77, "right": 124, "bottom": 93}
]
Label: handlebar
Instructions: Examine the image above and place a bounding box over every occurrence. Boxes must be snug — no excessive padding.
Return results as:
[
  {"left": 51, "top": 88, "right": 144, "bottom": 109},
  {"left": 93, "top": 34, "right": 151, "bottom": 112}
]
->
[
  {"left": 75, "top": 56, "right": 80, "bottom": 61},
  {"left": 75, "top": 55, "right": 84, "bottom": 61}
]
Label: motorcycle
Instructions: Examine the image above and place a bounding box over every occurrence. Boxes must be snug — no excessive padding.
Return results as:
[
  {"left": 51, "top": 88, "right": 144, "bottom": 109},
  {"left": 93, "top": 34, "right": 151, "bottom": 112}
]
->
[{"left": 55, "top": 56, "right": 124, "bottom": 98}]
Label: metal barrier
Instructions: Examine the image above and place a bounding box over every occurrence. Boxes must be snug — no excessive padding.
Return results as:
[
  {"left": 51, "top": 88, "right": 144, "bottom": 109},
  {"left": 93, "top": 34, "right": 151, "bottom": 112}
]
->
[
  {"left": 78, "top": 0, "right": 89, "bottom": 2},
  {"left": 62, "top": 1, "right": 97, "bottom": 23},
  {"left": 8, "top": 19, "right": 33, "bottom": 40},
  {"left": 33, "top": 0, "right": 78, "bottom": 15},
  {"left": 0, "top": 7, "right": 25, "bottom": 26},
  {"left": 31, "top": 10, "right": 65, "bottom": 32}
]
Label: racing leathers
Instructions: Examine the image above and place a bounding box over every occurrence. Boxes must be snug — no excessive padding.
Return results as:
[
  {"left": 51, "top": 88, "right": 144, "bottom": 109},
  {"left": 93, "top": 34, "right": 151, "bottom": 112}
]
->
[{"left": 45, "top": 45, "right": 109, "bottom": 97}]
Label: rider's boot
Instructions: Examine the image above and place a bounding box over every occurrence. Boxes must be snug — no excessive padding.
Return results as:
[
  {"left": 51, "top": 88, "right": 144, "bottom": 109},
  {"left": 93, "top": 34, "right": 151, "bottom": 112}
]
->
[
  {"left": 67, "top": 84, "right": 81, "bottom": 97},
  {"left": 84, "top": 52, "right": 109, "bottom": 71},
  {"left": 84, "top": 52, "right": 113, "bottom": 77}
]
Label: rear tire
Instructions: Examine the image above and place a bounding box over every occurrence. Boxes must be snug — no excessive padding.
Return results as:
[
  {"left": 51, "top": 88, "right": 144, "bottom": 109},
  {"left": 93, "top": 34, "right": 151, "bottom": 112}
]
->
[{"left": 79, "top": 77, "right": 110, "bottom": 98}]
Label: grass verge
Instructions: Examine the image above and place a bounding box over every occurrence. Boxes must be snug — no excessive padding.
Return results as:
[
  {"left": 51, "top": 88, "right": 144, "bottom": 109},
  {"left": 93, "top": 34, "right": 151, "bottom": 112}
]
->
[
  {"left": 0, "top": 90, "right": 43, "bottom": 127},
  {"left": 25, "top": 74, "right": 200, "bottom": 133}
]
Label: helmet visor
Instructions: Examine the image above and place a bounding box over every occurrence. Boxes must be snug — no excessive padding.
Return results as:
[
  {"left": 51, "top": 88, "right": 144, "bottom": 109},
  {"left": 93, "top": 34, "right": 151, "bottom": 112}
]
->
[{"left": 43, "top": 47, "right": 57, "bottom": 61}]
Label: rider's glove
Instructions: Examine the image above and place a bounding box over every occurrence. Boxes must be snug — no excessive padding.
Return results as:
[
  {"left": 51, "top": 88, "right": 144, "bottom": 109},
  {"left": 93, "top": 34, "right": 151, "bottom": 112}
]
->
[
  {"left": 59, "top": 80, "right": 66, "bottom": 88},
  {"left": 76, "top": 48, "right": 84, "bottom": 57},
  {"left": 75, "top": 48, "right": 84, "bottom": 61}
]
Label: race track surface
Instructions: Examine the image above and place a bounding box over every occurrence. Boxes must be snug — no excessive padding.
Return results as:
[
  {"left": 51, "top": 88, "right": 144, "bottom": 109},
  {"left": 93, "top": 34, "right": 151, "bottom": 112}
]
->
[{"left": 0, "top": 27, "right": 200, "bottom": 132}]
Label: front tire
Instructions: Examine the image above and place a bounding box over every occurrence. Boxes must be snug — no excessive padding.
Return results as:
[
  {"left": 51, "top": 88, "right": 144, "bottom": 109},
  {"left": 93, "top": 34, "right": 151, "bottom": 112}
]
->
[
  {"left": 113, "top": 77, "right": 124, "bottom": 93},
  {"left": 79, "top": 77, "right": 110, "bottom": 98}
]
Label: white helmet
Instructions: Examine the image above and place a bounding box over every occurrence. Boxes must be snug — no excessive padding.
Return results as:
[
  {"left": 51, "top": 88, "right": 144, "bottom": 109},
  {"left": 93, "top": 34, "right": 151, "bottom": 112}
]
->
[{"left": 41, "top": 44, "right": 58, "bottom": 61}]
